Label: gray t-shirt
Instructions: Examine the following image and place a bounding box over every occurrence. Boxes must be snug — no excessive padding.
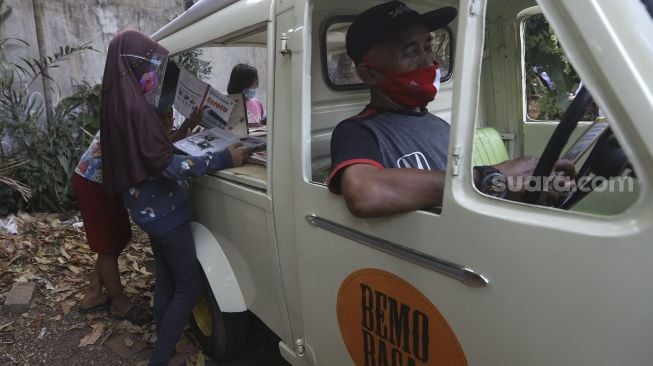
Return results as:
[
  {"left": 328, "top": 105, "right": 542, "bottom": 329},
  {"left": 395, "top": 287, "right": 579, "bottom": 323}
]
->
[{"left": 328, "top": 106, "right": 450, "bottom": 193}]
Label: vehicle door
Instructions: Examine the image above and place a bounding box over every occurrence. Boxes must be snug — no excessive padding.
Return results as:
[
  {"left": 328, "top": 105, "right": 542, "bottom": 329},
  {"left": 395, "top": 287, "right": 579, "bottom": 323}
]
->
[{"left": 286, "top": 0, "right": 653, "bottom": 365}]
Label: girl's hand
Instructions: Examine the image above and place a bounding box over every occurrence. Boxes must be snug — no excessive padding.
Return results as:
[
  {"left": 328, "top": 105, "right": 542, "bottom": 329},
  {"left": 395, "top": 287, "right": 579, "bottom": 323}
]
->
[
  {"left": 227, "top": 143, "right": 253, "bottom": 167},
  {"left": 182, "top": 107, "right": 203, "bottom": 131}
]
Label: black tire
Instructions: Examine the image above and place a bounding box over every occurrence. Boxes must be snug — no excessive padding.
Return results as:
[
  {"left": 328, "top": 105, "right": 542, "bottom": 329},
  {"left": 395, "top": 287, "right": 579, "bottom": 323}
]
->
[{"left": 190, "top": 272, "right": 252, "bottom": 361}]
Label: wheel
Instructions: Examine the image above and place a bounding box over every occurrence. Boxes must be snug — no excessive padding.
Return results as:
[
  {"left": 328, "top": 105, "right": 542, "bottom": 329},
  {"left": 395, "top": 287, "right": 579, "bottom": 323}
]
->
[{"left": 190, "top": 272, "right": 252, "bottom": 361}]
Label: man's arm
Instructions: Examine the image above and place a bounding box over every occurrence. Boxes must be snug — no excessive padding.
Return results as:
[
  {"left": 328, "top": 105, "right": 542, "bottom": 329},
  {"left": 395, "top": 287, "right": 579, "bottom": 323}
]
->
[
  {"left": 328, "top": 118, "right": 573, "bottom": 217},
  {"left": 340, "top": 157, "right": 574, "bottom": 217},
  {"left": 340, "top": 164, "right": 446, "bottom": 218}
]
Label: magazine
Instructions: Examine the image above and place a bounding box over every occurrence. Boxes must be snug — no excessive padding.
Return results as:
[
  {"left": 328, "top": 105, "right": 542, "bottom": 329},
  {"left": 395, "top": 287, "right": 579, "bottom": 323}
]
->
[
  {"left": 173, "top": 127, "right": 240, "bottom": 157},
  {"left": 248, "top": 125, "right": 267, "bottom": 137},
  {"left": 239, "top": 136, "right": 266, "bottom": 152},
  {"left": 245, "top": 151, "right": 268, "bottom": 166},
  {"left": 239, "top": 136, "right": 267, "bottom": 165},
  {"left": 174, "top": 69, "right": 248, "bottom": 137},
  {"left": 225, "top": 93, "right": 248, "bottom": 137}
]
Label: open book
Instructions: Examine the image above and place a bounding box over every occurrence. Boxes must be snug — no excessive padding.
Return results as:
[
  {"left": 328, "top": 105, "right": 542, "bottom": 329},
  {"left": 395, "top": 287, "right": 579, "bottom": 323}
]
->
[
  {"left": 174, "top": 127, "right": 267, "bottom": 160},
  {"left": 173, "top": 127, "right": 240, "bottom": 157},
  {"left": 174, "top": 69, "right": 248, "bottom": 137}
]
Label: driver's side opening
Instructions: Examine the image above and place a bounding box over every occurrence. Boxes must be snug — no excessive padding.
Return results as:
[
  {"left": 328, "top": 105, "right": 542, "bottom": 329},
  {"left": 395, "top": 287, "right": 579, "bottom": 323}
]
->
[
  {"left": 472, "top": 5, "right": 640, "bottom": 216},
  {"left": 309, "top": 4, "right": 455, "bottom": 188}
]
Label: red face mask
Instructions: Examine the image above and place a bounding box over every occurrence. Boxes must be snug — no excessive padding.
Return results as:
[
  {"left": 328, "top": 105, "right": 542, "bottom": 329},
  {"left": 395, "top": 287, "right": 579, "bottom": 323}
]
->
[{"left": 364, "top": 62, "right": 440, "bottom": 108}]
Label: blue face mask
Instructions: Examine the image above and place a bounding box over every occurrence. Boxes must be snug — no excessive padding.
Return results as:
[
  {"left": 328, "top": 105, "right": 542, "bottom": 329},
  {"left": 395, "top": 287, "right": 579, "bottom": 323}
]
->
[
  {"left": 243, "top": 88, "right": 257, "bottom": 100},
  {"left": 156, "top": 90, "right": 175, "bottom": 114}
]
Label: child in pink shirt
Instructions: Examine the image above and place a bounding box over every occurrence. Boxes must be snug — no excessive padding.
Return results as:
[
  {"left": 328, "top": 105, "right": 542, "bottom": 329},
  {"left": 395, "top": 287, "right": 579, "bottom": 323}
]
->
[{"left": 227, "top": 64, "right": 267, "bottom": 129}]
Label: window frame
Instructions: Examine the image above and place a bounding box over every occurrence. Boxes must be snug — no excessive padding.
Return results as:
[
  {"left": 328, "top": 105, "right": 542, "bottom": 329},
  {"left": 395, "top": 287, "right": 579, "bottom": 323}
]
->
[
  {"left": 319, "top": 16, "right": 454, "bottom": 92},
  {"left": 319, "top": 15, "right": 365, "bottom": 91},
  {"left": 519, "top": 9, "right": 596, "bottom": 123}
]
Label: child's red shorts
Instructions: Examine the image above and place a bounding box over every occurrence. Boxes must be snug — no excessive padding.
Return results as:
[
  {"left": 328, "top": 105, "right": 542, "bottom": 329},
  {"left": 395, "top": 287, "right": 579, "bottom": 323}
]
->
[{"left": 72, "top": 173, "right": 131, "bottom": 254}]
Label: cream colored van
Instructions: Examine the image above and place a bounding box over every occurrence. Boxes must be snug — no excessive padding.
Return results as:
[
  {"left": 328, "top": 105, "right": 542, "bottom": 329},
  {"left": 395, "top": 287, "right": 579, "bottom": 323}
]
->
[{"left": 152, "top": 0, "right": 653, "bottom": 365}]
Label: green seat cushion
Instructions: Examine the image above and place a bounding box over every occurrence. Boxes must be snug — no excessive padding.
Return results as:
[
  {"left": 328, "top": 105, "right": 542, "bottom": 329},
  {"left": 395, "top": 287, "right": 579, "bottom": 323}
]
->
[{"left": 473, "top": 127, "right": 509, "bottom": 166}]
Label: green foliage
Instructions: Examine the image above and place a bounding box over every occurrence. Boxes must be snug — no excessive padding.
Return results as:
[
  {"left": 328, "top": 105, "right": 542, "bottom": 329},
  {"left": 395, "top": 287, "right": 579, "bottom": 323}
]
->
[
  {"left": 174, "top": 48, "right": 213, "bottom": 80},
  {"left": 11, "top": 43, "right": 95, "bottom": 88},
  {"left": 164, "top": 12, "right": 213, "bottom": 80},
  {"left": 5, "top": 103, "right": 84, "bottom": 212},
  {"left": 0, "top": 80, "right": 101, "bottom": 213},
  {"left": 0, "top": 7, "right": 96, "bottom": 212},
  {"left": 524, "top": 14, "right": 580, "bottom": 120},
  {"left": 60, "top": 81, "right": 102, "bottom": 135}
]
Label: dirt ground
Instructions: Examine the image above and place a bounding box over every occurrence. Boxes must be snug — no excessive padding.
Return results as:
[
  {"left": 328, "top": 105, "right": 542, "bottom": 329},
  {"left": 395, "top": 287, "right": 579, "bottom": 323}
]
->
[{"left": 0, "top": 212, "right": 290, "bottom": 366}]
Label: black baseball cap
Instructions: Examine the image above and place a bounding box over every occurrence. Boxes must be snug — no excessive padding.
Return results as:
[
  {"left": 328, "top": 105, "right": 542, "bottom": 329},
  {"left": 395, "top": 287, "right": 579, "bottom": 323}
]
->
[{"left": 346, "top": 1, "right": 457, "bottom": 64}]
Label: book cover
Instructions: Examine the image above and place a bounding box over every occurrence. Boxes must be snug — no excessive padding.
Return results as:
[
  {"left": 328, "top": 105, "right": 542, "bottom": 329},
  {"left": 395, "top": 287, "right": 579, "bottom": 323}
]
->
[
  {"left": 174, "top": 69, "right": 236, "bottom": 131},
  {"left": 173, "top": 127, "right": 240, "bottom": 157}
]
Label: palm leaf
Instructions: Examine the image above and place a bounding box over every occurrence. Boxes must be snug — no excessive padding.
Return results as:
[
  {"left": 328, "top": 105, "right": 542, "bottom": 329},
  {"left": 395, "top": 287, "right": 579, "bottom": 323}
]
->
[
  {"left": 0, "top": 158, "right": 31, "bottom": 201},
  {"left": 0, "top": 37, "right": 29, "bottom": 49}
]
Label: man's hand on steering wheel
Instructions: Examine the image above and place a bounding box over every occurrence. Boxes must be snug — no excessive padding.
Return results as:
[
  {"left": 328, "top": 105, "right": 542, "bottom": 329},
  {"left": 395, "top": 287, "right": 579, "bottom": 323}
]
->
[
  {"left": 493, "top": 157, "right": 576, "bottom": 204},
  {"left": 543, "top": 159, "right": 576, "bottom": 206}
]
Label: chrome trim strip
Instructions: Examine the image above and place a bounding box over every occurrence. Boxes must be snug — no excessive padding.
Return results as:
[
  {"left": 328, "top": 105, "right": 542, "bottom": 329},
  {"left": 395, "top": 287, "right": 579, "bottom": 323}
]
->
[{"left": 305, "top": 214, "right": 489, "bottom": 287}]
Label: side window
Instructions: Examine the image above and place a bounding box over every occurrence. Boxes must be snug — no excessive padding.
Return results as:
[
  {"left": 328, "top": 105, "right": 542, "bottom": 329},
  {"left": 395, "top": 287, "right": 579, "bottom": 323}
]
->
[
  {"left": 171, "top": 44, "right": 269, "bottom": 188},
  {"left": 431, "top": 28, "right": 453, "bottom": 80},
  {"left": 471, "top": 11, "right": 640, "bottom": 216},
  {"left": 321, "top": 18, "right": 453, "bottom": 91},
  {"left": 311, "top": 17, "right": 454, "bottom": 187},
  {"left": 523, "top": 14, "right": 597, "bottom": 121},
  {"left": 174, "top": 46, "right": 268, "bottom": 112},
  {"left": 322, "top": 19, "right": 363, "bottom": 89}
]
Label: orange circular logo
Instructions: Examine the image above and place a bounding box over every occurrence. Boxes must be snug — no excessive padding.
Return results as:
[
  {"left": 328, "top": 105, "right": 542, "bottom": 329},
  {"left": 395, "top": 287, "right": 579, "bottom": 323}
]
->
[{"left": 337, "top": 269, "right": 468, "bottom": 366}]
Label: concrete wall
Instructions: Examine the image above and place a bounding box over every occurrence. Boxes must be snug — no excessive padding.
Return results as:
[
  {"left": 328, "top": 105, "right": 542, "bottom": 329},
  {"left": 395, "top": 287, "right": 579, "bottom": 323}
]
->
[
  {"left": 1, "top": 0, "right": 268, "bottom": 126},
  {"left": 1, "top": 0, "right": 184, "bottom": 103},
  {"left": 200, "top": 46, "right": 268, "bottom": 108}
]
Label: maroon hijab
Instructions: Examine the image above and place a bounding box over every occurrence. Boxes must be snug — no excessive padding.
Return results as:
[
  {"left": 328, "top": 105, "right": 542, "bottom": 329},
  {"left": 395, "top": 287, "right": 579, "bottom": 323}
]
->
[{"left": 100, "top": 30, "right": 173, "bottom": 196}]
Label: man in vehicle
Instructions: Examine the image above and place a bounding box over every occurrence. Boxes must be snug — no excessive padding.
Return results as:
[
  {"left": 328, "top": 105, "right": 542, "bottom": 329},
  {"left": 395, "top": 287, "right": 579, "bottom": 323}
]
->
[{"left": 327, "top": 0, "right": 574, "bottom": 217}]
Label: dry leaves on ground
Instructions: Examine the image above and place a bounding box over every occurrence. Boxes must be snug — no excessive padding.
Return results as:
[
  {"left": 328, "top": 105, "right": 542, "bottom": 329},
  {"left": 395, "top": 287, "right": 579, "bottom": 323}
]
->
[
  {"left": 0, "top": 212, "right": 213, "bottom": 364},
  {"left": 0, "top": 213, "right": 152, "bottom": 352},
  {"left": 0, "top": 212, "right": 153, "bottom": 310}
]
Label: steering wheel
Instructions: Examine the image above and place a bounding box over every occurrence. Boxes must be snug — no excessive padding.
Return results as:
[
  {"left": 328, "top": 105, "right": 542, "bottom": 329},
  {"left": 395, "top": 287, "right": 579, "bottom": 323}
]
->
[
  {"left": 523, "top": 87, "right": 592, "bottom": 205},
  {"left": 560, "top": 128, "right": 634, "bottom": 209},
  {"left": 522, "top": 87, "right": 633, "bottom": 207}
]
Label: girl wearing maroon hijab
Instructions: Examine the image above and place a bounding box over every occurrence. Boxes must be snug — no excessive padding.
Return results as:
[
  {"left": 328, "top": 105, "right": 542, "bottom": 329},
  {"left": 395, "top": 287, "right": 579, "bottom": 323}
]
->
[
  {"left": 73, "top": 31, "right": 169, "bottom": 324},
  {"left": 100, "top": 30, "right": 250, "bottom": 365}
]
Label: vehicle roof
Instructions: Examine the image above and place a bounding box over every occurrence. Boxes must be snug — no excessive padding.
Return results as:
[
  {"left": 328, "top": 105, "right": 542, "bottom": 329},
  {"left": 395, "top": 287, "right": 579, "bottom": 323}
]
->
[
  {"left": 151, "top": 0, "right": 236, "bottom": 41},
  {"left": 153, "top": 0, "right": 271, "bottom": 54}
]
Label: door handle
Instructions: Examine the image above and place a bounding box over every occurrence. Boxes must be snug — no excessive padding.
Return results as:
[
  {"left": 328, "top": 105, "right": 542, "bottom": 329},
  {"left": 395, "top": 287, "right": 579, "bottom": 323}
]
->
[
  {"left": 305, "top": 214, "right": 489, "bottom": 287},
  {"left": 280, "top": 32, "right": 291, "bottom": 56}
]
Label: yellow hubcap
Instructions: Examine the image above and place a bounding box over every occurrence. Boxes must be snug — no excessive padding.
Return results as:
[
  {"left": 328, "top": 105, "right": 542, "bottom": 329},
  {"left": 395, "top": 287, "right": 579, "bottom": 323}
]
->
[{"left": 192, "top": 296, "right": 213, "bottom": 337}]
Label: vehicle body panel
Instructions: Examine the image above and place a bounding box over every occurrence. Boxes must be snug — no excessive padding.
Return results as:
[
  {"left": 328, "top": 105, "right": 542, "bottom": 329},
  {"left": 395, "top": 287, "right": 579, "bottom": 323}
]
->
[{"left": 154, "top": 0, "right": 653, "bottom": 364}]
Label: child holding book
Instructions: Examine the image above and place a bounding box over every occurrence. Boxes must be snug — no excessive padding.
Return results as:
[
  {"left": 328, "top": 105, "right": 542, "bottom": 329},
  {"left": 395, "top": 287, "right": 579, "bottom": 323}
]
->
[
  {"left": 99, "top": 29, "right": 250, "bottom": 366},
  {"left": 227, "top": 63, "right": 267, "bottom": 127}
]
